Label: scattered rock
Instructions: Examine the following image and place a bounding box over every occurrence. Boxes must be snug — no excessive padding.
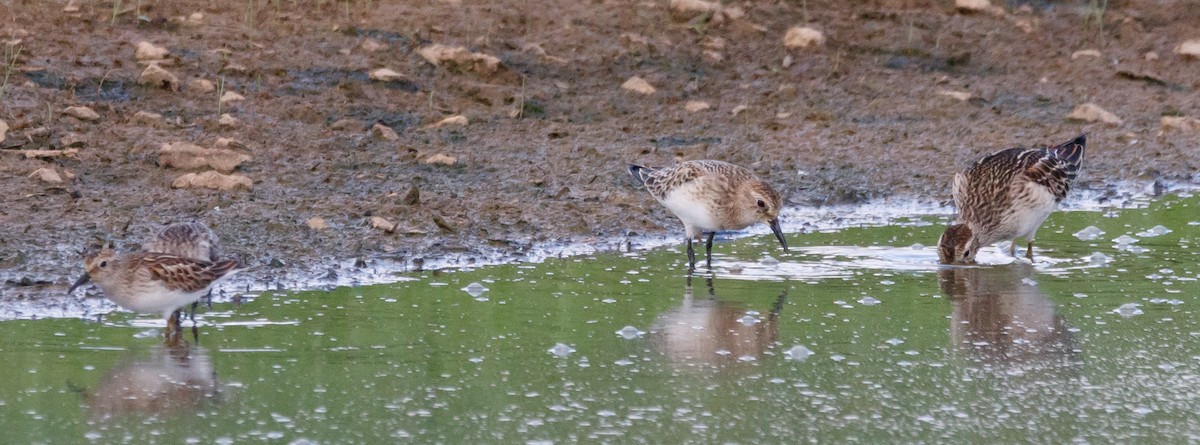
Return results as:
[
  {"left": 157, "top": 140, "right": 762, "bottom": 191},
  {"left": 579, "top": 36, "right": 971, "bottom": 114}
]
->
[
  {"left": 521, "top": 42, "right": 568, "bottom": 64},
  {"left": 63, "top": 106, "right": 100, "bottom": 122},
  {"left": 368, "top": 68, "right": 407, "bottom": 82},
  {"left": 403, "top": 185, "right": 420, "bottom": 205},
  {"left": 416, "top": 44, "right": 503, "bottom": 75},
  {"left": 218, "top": 113, "right": 240, "bottom": 127},
  {"left": 1176, "top": 39, "right": 1200, "bottom": 58},
  {"left": 329, "top": 118, "right": 365, "bottom": 132},
  {"left": 360, "top": 38, "right": 388, "bottom": 53},
  {"left": 219, "top": 91, "right": 245, "bottom": 104},
  {"left": 18, "top": 149, "right": 79, "bottom": 159},
  {"left": 621, "top": 76, "right": 656, "bottom": 95},
  {"left": 60, "top": 132, "right": 86, "bottom": 148},
  {"left": 1116, "top": 68, "right": 1166, "bottom": 85},
  {"left": 370, "top": 216, "right": 397, "bottom": 233},
  {"left": 138, "top": 64, "right": 179, "bottom": 90},
  {"left": 371, "top": 123, "right": 399, "bottom": 141},
  {"left": 428, "top": 115, "right": 468, "bottom": 128},
  {"left": 424, "top": 153, "right": 457, "bottom": 165},
  {"left": 432, "top": 214, "right": 455, "bottom": 233},
  {"left": 0, "top": 119, "right": 7, "bottom": 141},
  {"left": 306, "top": 217, "right": 328, "bottom": 231},
  {"left": 213, "top": 138, "right": 247, "bottom": 150},
  {"left": 955, "top": 0, "right": 1004, "bottom": 15},
  {"left": 62, "top": 0, "right": 80, "bottom": 12},
  {"left": 188, "top": 78, "right": 215, "bottom": 93},
  {"left": 1145, "top": 51, "right": 1160, "bottom": 61},
  {"left": 1067, "top": 103, "right": 1123, "bottom": 125},
  {"left": 173, "top": 12, "right": 205, "bottom": 27},
  {"left": 670, "top": 0, "right": 721, "bottom": 15},
  {"left": 684, "top": 101, "right": 711, "bottom": 112},
  {"left": 171, "top": 171, "right": 252, "bottom": 191},
  {"left": 669, "top": 0, "right": 742, "bottom": 23},
  {"left": 1071, "top": 49, "right": 1102, "bottom": 60},
  {"left": 220, "top": 62, "right": 249, "bottom": 76},
  {"left": 159, "top": 141, "right": 251, "bottom": 173},
  {"left": 783, "top": 26, "right": 825, "bottom": 49},
  {"left": 134, "top": 41, "right": 169, "bottom": 61},
  {"left": 29, "top": 167, "right": 63, "bottom": 183},
  {"left": 132, "top": 111, "right": 164, "bottom": 126},
  {"left": 731, "top": 105, "right": 749, "bottom": 115},
  {"left": 937, "top": 90, "right": 972, "bottom": 101},
  {"left": 1161, "top": 116, "right": 1200, "bottom": 133},
  {"left": 1013, "top": 18, "right": 1034, "bottom": 33}
]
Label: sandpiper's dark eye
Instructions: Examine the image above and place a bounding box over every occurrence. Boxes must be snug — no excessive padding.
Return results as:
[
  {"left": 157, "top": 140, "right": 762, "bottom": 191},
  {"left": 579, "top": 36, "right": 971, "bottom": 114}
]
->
[
  {"left": 757, "top": 200, "right": 766, "bottom": 208},
  {"left": 99, "top": 261, "right": 107, "bottom": 268},
  {"left": 962, "top": 249, "right": 971, "bottom": 258}
]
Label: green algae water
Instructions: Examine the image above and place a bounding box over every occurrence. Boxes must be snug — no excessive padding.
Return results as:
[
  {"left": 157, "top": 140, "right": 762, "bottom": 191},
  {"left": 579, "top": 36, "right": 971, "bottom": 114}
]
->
[{"left": 2, "top": 194, "right": 1198, "bottom": 443}]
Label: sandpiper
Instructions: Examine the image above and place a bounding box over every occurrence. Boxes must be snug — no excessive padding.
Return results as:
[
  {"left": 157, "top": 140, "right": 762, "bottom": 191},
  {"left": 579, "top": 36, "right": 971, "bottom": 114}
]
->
[
  {"left": 938, "top": 134, "right": 1086, "bottom": 264},
  {"left": 628, "top": 160, "right": 789, "bottom": 271},
  {"left": 144, "top": 221, "right": 220, "bottom": 263},
  {"left": 68, "top": 245, "right": 240, "bottom": 333},
  {"left": 144, "top": 221, "right": 221, "bottom": 318}
]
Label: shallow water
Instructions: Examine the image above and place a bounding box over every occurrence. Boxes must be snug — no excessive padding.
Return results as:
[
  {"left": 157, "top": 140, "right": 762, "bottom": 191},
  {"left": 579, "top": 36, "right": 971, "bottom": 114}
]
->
[{"left": 2, "top": 194, "right": 1198, "bottom": 443}]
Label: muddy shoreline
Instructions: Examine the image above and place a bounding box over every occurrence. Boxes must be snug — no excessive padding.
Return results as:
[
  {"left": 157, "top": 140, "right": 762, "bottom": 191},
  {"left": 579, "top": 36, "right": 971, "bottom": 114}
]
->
[{"left": 2, "top": 1, "right": 1199, "bottom": 303}]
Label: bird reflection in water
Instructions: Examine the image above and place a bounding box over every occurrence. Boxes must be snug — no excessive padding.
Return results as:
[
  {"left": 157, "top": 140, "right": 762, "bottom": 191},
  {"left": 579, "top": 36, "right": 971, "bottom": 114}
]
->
[
  {"left": 939, "top": 263, "right": 1079, "bottom": 372},
  {"left": 651, "top": 275, "right": 786, "bottom": 368},
  {"left": 82, "top": 340, "right": 219, "bottom": 421}
]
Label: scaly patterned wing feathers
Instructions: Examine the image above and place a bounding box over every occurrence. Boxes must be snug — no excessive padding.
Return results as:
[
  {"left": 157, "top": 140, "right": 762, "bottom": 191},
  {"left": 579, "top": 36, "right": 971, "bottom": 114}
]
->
[{"left": 140, "top": 254, "right": 239, "bottom": 293}]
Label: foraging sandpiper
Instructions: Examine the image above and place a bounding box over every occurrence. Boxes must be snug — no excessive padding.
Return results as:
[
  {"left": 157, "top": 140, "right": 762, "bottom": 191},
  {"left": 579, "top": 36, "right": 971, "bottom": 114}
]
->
[
  {"left": 144, "top": 221, "right": 220, "bottom": 263},
  {"left": 68, "top": 245, "right": 241, "bottom": 333},
  {"left": 938, "top": 134, "right": 1086, "bottom": 264},
  {"left": 628, "top": 160, "right": 789, "bottom": 271}
]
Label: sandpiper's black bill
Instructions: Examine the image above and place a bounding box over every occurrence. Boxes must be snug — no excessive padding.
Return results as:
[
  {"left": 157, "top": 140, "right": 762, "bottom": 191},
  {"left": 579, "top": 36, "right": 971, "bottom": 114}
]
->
[
  {"left": 769, "top": 219, "right": 789, "bottom": 253},
  {"left": 67, "top": 273, "right": 91, "bottom": 295}
]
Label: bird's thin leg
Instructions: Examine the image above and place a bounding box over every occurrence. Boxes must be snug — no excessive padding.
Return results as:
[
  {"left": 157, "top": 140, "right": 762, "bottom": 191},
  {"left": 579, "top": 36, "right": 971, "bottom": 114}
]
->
[
  {"left": 191, "top": 325, "right": 199, "bottom": 343},
  {"left": 166, "top": 311, "right": 181, "bottom": 339},
  {"left": 705, "top": 232, "right": 715, "bottom": 269},
  {"left": 686, "top": 237, "right": 696, "bottom": 272},
  {"left": 188, "top": 301, "right": 198, "bottom": 323},
  {"left": 1008, "top": 240, "right": 1017, "bottom": 257},
  {"left": 1026, "top": 241, "right": 1034, "bottom": 261}
]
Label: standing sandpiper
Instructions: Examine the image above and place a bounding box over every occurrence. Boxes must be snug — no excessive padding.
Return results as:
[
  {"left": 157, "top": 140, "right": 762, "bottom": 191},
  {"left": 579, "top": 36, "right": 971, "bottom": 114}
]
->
[
  {"left": 628, "top": 160, "right": 789, "bottom": 271},
  {"left": 144, "top": 221, "right": 220, "bottom": 263},
  {"left": 938, "top": 134, "right": 1086, "bottom": 264},
  {"left": 68, "top": 245, "right": 241, "bottom": 334}
]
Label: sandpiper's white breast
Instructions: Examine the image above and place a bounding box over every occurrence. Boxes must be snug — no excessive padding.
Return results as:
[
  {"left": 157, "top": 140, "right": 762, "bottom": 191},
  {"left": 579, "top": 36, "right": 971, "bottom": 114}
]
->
[
  {"left": 1001, "top": 181, "right": 1058, "bottom": 241},
  {"left": 659, "top": 181, "right": 721, "bottom": 236},
  {"left": 107, "top": 281, "right": 210, "bottom": 318}
]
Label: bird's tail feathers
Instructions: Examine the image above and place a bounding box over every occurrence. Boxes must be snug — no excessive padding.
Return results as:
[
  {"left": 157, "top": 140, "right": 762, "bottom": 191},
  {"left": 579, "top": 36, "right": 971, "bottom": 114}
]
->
[
  {"left": 1050, "top": 133, "right": 1086, "bottom": 168},
  {"left": 627, "top": 164, "right": 657, "bottom": 186}
]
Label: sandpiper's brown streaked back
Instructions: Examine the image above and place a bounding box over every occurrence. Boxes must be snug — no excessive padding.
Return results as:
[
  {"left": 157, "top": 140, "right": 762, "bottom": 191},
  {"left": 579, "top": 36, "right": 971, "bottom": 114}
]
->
[
  {"left": 628, "top": 160, "right": 789, "bottom": 271},
  {"left": 938, "top": 134, "right": 1086, "bottom": 264}
]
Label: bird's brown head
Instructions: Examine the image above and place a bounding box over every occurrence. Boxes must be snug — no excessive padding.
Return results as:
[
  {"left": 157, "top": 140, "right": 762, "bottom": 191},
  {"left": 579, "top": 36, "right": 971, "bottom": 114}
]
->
[
  {"left": 938, "top": 223, "right": 978, "bottom": 264},
  {"left": 69, "top": 245, "right": 118, "bottom": 295},
  {"left": 743, "top": 180, "right": 788, "bottom": 252}
]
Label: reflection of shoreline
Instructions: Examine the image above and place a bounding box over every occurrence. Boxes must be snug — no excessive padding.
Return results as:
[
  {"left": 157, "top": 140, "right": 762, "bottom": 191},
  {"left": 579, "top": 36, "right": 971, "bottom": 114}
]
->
[
  {"left": 939, "top": 264, "right": 1078, "bottom": 371},
  {"left": 650, "top": 276, "right": 786, "bottom": 369},
  {"left": 85, "top": 341, "right": 219, "bottom": 420}
]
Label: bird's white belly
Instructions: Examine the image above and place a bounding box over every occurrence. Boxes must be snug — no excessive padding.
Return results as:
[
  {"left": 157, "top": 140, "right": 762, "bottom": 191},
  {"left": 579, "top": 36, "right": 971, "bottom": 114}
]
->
[
  {"left": 107, "top": 282, "right": 208, "bottom": 317},
  {"left": 660, "top": 184, "right": 721, "bottom": 236},
  {"left": 1000, "top": 182, "right": 1058, "bottom": 240}
]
